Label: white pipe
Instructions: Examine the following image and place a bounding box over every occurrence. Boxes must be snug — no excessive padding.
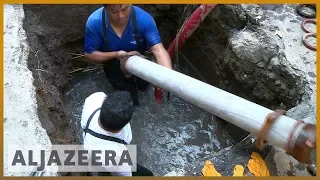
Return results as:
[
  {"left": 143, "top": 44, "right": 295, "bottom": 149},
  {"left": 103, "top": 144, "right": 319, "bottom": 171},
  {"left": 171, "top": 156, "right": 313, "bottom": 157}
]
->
[{"left": 125, "top": 56, "right": 303, "bottom": 151}]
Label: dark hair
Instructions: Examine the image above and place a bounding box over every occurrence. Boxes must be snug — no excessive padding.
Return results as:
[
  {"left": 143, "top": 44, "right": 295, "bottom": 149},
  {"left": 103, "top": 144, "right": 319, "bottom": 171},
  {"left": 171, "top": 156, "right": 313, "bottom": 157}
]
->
[
  {"left": 100, "top": 91, "right": 133, "bottom": 131},
  {"left": 103, "top": 4, "right": 124, "bottom": 10}
]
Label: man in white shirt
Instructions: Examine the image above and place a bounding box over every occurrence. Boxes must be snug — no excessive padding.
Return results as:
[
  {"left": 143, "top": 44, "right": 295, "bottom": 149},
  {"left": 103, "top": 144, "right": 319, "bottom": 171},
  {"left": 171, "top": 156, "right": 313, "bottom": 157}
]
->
[{"left": 80, "top": 91, "right": 153, "bottom": 176}]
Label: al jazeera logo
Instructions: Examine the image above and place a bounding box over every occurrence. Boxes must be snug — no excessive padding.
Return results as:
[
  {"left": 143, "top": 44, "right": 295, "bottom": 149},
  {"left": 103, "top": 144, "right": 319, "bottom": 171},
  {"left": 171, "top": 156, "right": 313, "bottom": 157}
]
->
[{"left": 6, "top": 144, "right": 137, "bottom": 172}]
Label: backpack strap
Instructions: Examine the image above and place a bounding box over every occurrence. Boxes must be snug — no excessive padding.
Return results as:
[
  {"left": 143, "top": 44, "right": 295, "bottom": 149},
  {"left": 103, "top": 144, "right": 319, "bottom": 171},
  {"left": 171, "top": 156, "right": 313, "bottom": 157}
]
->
[
  {"left": 102, "top": 8, "right": 109, "bottom": 51},
  {"left": 84, "top": 107, "right": 101, "bottom": 136},
  {"left": 83, "top": 107, "right": 127, "bottom": 145},
  {"left": 131, "top": 7, "right": 142, "bottom": 53},
  {"left": 85, "top": 129, "right": 128, "bottom": 145}
]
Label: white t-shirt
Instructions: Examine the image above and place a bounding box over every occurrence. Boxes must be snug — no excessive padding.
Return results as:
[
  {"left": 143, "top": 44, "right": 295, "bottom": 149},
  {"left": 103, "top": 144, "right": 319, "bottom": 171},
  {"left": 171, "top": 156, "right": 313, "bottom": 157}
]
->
[{"left": 81, "top": 92, "right": 133, "bottom": 176}]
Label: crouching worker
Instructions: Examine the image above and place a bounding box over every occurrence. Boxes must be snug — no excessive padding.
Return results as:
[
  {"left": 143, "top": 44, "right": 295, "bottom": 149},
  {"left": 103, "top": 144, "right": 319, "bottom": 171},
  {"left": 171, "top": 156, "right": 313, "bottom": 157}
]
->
[{"left": 81, "top": 91, "right": 153, "bottom": 176}]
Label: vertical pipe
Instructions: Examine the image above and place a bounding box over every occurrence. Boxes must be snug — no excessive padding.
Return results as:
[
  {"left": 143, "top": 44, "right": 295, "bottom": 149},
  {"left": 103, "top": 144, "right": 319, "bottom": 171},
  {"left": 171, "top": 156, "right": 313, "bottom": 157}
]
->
[
  {"left": 167, "top": 4, "right": 217, "bottom": 59},
  {"left": 156, "top": 4, "right": 216, "bottom": 103}
]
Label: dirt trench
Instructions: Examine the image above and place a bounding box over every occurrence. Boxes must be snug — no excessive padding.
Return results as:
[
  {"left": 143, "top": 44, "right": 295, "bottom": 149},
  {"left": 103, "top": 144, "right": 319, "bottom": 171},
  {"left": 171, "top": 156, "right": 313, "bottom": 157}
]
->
[
  {"left": 22, "top": 4, "right": 310, "bottom": 176},
  {"left": 22, "top": 4, "right": 184, "bottom": 145}
]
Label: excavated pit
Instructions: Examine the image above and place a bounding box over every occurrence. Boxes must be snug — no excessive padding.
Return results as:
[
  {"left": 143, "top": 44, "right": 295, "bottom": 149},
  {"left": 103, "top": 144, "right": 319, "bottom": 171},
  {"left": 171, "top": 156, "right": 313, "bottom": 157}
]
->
[{"left": 22, "top": 4, "right": 313, "bottom": 176}]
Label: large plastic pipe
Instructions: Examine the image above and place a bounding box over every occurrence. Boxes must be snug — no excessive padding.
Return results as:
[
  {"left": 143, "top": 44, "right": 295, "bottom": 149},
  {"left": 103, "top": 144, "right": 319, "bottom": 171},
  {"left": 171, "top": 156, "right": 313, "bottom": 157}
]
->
[{"left": 125, "top": 55, "right": 316, "bottom": 165}]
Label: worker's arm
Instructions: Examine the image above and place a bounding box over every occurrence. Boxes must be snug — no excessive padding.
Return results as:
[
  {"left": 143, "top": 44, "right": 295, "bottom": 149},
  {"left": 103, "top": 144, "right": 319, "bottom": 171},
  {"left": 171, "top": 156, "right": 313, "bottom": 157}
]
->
[
  {"left": 144, "top": 16, "right": 172, "bottom": 69},
  {"left": 150, "top": 43, "right": 172, "bottom": 69},
  {"left": 83, "top": 20, "right": 127, "bottom": 63},
  {"left": 84, "top": 50, "right": 126, "bottom": 63},
  {"left": 119, "top": 51, "right": 143, "bottom": 78}
]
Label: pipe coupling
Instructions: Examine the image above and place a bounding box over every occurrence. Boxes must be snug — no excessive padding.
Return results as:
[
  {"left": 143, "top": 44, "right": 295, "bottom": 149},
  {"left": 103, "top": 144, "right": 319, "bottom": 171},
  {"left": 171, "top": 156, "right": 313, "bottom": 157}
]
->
[{"left": 287, "top": 122, "right": 316, "bottom": 164}]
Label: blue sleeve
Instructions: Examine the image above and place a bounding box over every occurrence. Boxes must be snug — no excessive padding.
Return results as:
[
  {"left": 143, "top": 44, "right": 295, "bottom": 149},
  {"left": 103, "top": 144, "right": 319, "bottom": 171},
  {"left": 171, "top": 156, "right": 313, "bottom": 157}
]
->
[
  {"left": 84, "top": 22, "right": 102, "bottom": 54},
  {"left": 144, "top": 16, "right": 162, "bottom": 47}
]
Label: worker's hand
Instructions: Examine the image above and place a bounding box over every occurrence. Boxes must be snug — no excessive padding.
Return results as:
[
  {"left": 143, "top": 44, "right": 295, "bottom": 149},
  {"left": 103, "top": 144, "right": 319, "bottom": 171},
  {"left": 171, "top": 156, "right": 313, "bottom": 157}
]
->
[
  {"left": 118, "top": 51, "right": 142, "bottom": 59},
  {"left": 116, "top": 50, "right": 127, "bottom": 59},
  {"left": 306, "top": 137, "right": 316, "bottom": 148},
  {"left": 120, "top": 58, "right": 131, "bottom": 78},
  {"left": 127, "top": 51, "right": 142, "bottom": 57},
  {"left": 119, "top": 51, "right": 142, "bottom": 78}
]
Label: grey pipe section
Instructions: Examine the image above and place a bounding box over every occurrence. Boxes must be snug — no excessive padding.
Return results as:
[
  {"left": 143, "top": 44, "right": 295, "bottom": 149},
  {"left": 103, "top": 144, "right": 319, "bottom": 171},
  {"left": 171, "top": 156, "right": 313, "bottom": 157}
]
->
[{"left": 125, "top": 56, "right": 316, "bottom": 165}]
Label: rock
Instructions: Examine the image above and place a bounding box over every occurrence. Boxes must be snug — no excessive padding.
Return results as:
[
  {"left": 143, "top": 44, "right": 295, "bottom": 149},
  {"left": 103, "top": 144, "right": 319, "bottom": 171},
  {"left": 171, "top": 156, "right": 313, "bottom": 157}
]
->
[
  {"left": 243, "top": 4, "right": 265, "bottom": 25},
  {"left": 156, "top": 5, "right": 171, "bottom": 11},
  {"left": 164, "top": 168, "right": 185, "bottom": 176},
  {"left": 264, "top": 146, "right": 311, "bottom": 176},
  {"left": 286, "top": 102, "right": 316, "bottom": 124},
  {"left": 229, "top": 29, "right": 279, "bottom": 64},
  {"left": 181, "top": 4, "right": 312, "bottom": 111},
  {"left": 259, "top": 4, "right": 284, "bottom": 12},
  {"left": 210, "top": 5, "right": 248, "bottom": 30}
]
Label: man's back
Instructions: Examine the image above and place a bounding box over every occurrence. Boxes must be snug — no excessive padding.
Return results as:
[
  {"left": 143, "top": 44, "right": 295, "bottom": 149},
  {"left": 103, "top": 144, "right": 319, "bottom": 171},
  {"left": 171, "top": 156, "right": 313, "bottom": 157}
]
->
[{"left": 81, "top": 92, "right": 133, "bottom": 176}]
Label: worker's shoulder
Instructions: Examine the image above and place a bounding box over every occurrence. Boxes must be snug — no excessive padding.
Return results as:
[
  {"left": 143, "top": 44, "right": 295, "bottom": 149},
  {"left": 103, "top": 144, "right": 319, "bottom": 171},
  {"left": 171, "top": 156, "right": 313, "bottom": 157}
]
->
[
  {"left": 84, "top": 92, "right": 107, "bottom": 103},
  {"left": 133, "top": 6, "right": 154, "bottom": 23},
  {"left": 86, "top": 7, "right": 104, "bottom": 28}
]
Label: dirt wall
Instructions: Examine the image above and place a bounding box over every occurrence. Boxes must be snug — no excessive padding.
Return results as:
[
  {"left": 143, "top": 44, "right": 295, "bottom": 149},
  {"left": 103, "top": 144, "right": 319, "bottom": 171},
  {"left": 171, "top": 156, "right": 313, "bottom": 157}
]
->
[{"left": 179, "top": 4, "right": 313, "bottom": 110}]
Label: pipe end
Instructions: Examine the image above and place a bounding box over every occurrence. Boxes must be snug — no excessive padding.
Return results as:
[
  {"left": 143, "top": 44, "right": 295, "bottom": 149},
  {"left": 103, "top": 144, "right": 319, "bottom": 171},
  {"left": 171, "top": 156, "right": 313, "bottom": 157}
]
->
[{"left": 290, "top": 123, "right": 316, "bottom": 165}]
